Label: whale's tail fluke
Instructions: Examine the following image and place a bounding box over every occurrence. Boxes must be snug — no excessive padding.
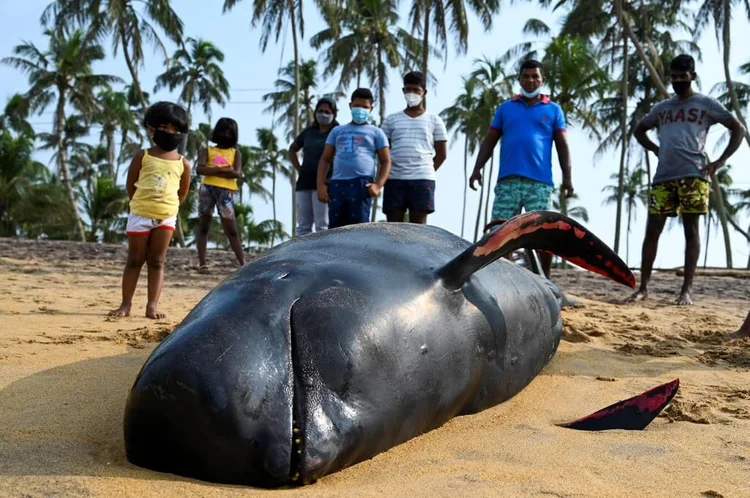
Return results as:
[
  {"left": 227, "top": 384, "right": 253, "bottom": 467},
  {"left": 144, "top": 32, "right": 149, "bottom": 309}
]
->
[
  {"left": 557, "top": 378, "right": 679, "bottom": 431},
  {"left": 436, "top": 211, "right": 636, "bottom": 290}
]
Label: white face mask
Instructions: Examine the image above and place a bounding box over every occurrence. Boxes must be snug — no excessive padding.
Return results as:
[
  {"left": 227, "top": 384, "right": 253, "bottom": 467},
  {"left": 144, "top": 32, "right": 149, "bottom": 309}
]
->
[
  {"left": 404, "top": 92, "right": 423, "bottom": 108},
  {"left": 520, "top": 86, "right": 542, "bottom": 98}
]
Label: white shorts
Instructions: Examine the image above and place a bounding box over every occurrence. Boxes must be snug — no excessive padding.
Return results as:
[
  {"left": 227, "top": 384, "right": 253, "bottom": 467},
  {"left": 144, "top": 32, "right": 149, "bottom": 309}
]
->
[{"left": 126, "top": 213, "right": 177, "bottom": 236}]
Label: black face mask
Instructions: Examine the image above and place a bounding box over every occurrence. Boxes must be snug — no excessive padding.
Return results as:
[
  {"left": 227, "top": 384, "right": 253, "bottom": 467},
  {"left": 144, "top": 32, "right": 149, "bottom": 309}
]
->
[
  {"left": 215, "top": 137, "right": 234, "bottom": 148},
  {"left": 672, "top": 81, "right": 691, "bottom": 96},
  {"left": 153, "top": 129, "right": 185, "bottom": 151}
]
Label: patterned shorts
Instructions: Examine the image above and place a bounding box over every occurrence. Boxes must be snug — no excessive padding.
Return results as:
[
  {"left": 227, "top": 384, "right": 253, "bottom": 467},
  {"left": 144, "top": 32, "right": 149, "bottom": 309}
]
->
[
  {"left": 492, "top": 175, "right": 554, "bottom": 221},
  {"left": 382, "top": 179, "right": 436, "bottom": 214},
  {"left": 649, "top": 177, "right": 709, "bottom": 216},
  {"left": 198, "top": 184, "right": 235, "bottom": 219}
]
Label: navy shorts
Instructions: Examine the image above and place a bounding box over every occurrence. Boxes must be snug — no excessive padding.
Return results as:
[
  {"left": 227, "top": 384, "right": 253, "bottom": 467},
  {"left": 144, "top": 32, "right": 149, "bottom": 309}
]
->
[
  {"left": 328, "top": 177, "right": 373, "bottom": 229},
  {"left": 382, "top": 179, "right": 435, "bottom": 214}
]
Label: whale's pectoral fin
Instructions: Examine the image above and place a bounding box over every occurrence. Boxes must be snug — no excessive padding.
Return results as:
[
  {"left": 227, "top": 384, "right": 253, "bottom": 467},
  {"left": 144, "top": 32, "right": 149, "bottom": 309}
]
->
[
  {"left": 557, "top": 379, "right": 679, "bottom": 431},
  {"left": 436, "top": 211, "right": 636, "bottom": 290}
]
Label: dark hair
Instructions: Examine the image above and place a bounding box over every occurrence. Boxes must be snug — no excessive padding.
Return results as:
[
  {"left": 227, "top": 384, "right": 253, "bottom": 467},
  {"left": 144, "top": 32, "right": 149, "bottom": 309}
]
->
[
  {"left": 520, "top": 59, "right": 544, "bottom": 76},
  {"left": 210, "top": 117, "right": 239, "bottom": 147},
  {"left": 313, "top": 98, "right": 339, "bottom": 128},
  {"left": 670, "top": 54, "right": 695, "bottom": 73},
  {"left": 143, "top": 101, "right": 190, "bottom": 133},
  {"left": 351, "top": 88, "right": 374, "bottom": 104},
  {"left": 403, "top": 71, "right": 426, "bottom": 89}
]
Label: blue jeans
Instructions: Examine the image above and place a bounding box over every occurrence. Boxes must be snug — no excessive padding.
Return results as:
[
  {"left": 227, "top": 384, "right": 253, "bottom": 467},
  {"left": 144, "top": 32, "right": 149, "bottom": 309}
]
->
[{"left": 328, "top": 177, "right": 373, "bottom": 228}]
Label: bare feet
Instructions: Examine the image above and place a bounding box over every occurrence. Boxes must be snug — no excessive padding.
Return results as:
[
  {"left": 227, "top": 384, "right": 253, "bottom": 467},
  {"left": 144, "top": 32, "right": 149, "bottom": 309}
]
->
[
  {"left": 728, "top": 328, "right": 750, "bottom": 340},
  {"left": 108, "top": 303, "right": 131, "bottom": 317},
  {"left": 146, "top": 305, "right": 167, "bottom": 319},
  {"left": 626, "top": 289, "right": 648, "bottom": 303},
  {"left": 675, "top": 291, "right": 693, "bottom": 306}
]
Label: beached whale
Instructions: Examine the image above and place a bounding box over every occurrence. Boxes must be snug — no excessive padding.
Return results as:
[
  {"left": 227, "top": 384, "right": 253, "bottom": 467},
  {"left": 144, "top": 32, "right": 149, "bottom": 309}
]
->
[{"left": 122, "top": 211, "right": 635, "bottom": 487}]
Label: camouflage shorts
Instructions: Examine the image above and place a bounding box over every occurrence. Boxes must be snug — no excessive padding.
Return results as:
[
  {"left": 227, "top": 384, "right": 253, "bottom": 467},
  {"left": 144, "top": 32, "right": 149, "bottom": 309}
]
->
[
  {"left": 649, "top": 177, "right": 709, "bottom": 217},
  {"left": 492, "top": 175, "right": 553, "bottom": 221}
]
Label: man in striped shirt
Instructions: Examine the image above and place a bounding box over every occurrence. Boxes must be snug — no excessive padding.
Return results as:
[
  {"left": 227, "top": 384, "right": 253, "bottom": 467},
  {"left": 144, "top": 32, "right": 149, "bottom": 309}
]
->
[{"left": 380, "top": 71, "right": 448, "bottom": 224}]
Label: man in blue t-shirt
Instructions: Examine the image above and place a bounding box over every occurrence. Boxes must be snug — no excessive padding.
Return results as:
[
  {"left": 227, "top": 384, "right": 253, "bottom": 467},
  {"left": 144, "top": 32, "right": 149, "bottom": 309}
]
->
[
  {"left": 469, "top": 59, "right": 573, "bottom": 279},
  {"left": 317, "top": 88, "right": 392, "bottom": 228}
]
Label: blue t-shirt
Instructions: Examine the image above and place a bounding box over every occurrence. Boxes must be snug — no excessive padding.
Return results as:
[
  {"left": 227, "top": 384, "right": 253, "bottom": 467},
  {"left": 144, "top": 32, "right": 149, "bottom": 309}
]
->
[
  {"left": 489, "top": 95, "right": 566, "bottom": 186},
  {"left": 326, "top": 123, "right": 389, "bottom": 180}
]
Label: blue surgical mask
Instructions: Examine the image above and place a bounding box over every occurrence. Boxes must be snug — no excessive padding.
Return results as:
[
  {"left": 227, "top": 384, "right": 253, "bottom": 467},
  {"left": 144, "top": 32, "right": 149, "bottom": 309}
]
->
[
  {"left": 351, "top": 107, "right": 371, "bottom": 124},
  {"left": 520, "top": 86, "right": 542, "bottom": 99}
]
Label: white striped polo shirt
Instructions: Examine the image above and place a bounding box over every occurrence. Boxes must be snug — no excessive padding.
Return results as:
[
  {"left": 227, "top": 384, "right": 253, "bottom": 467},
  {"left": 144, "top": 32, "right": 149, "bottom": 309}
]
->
[{"left": 381, "top": 110, "right": 448, "bottom": 181}]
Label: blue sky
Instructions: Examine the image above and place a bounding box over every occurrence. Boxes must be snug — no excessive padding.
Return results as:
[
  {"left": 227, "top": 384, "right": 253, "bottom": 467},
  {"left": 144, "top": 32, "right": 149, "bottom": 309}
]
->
[{"left": 2, "top": 0, "right": 750, "bottom": 270}]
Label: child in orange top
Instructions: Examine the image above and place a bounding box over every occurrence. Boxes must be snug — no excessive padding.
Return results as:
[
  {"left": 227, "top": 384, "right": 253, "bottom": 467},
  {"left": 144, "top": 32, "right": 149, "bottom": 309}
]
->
[
  {"left": 195, "top": 117, "right": 245, "bottom": 271},
  {"left": 109, "top": 101, "right": 192, "bottom": 319}
]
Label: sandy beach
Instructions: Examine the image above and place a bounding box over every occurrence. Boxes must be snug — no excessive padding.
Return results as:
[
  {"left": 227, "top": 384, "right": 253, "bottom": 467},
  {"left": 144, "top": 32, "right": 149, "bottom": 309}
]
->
[{"left": 0, "top": 237, "right": 748, "bottom": 498}]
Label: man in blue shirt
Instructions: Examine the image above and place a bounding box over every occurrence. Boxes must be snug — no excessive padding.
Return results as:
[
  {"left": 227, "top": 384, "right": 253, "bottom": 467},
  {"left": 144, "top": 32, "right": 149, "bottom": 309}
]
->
[
  {"left": 469, "top": 59, "right": 573, "bottom": 278},
  {"left": 317, "top": 88, "right": 392, "bottom": 228}
]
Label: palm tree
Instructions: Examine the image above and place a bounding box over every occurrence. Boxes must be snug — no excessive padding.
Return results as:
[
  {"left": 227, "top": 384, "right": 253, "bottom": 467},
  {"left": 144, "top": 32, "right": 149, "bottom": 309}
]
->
[
  {"left": 2, "top": 28, "right": 121, "bottom": 241},
  {"left": 234, "top": 203, "right": 288, "bottom": 249},
  {"left": 262, "top": 59, "right": 343, "bottom": 141},
  {"left": 250, "top": 128, "right": 293, "bottom": 246},
  {"left": 602, "top": 166, "right": 648, "bottom": 264},
  {"left": 440, "top": 77, "right": 483, "bottom": 238},
  {"left": 223, "top": 0, "right": 303, "bottom": 139},
  {"left": 0, "top": 94, "right": 35, "bottom": 137},
  {"left": 154, "top": 37, "right": 230, "bottom": 122},
  {"left": 693, "top": 0, "right": 750, "bottom": 147},
  {"left": 408, "top": 0, "right": 501, "bottom": 105},
  {"left": 79, "top": 174, "right": 129, "bottom": 242},
  {"left": 42, "top": 0, "right": 184, "bottom": 115},
  {"left": 236, "top": 144, "right": 272, "bottom": 205},
  {"left": 93, "top": 88, "right": 139, "bottom": 178},
  {"left": 0, "top": 131, "right": 49, "bottom": 236}
]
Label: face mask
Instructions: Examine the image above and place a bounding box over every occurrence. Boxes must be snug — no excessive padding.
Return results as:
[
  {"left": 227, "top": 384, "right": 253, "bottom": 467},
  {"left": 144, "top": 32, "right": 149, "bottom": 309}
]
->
[
  {"left": 351, "top": 107, "right": 370, "bottom": 124},
  {"left": 215, "top": 136, "right": 234, "bottom": 148},
  {"left": 316, "top": 112, "right": 334, "bottom": 125},
  {"left": 153, "top": 129, "right": 185, "bottom": 151},
  {"left": 672, "top": 81, "right": 691, "bottom": 95},
  {"left": 404, "top": 92, "right": 423, "bottom": 108},
  {"left": 520, "top": 86, "right": 542, "bottom": 98}
]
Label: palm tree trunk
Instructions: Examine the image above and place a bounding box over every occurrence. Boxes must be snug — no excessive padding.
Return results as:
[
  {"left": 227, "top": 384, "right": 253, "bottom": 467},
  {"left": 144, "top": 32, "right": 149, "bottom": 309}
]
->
[
  {"left": 272, "top": 163, "right": 277, "bottom": 246},
  {"left": 371, "top": 44, "right": 386, "bottom": 222},
  {"left": 56, "top": 88, "right": 86, "bottom": 242},
  {"left": 461, "top": 136, "right": 468, "bottom": 238},
  {"left": 289, "top": 0, "right": 301, "bottom": 237},
  {"left": 703, "top": 217, "right": 710, "bottom": 268},
  {"left": 614, "top": 31, "right": 628, "bottom": 254},
  {"left": 421, "top": 1, "right": 431, "bottom": 108},
  {"left": 722, "top": 0, "right": 750, "bottom": 147},
  {"left": 614, "top": 0, "right": 669, "bottom": 98},
  {"left": 105, "top": 130, "right": 116, "bottom": 178},
  {"left": 713, "top": 181, "right": 733, "bottom": 268},
  {"left": 626, "top": 206, "right": 632, "bottom": 265},
  {"left": 120, "top": 27, "right": 148, "bottom": 116}
]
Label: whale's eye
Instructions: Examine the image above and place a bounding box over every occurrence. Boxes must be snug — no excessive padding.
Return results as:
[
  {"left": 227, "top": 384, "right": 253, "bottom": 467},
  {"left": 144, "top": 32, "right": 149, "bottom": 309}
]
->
[{"left": 278, "top": 272, "right": 290, "bottom": 280}]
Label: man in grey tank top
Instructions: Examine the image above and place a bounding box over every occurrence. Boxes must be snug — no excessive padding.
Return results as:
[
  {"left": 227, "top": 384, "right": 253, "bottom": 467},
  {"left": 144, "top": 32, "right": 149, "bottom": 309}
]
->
[{"left": 629, "top": 54, "right": 745, "bottom": 305}]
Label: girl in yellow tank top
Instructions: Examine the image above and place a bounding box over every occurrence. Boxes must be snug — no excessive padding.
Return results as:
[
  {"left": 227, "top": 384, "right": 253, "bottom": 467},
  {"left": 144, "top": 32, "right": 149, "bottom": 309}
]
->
[
  {"left": 195, "top": 117, "right": 246, "bottom": 271},
  {"left": 110, "top": 101, "right": 192, "bottom": 320}
]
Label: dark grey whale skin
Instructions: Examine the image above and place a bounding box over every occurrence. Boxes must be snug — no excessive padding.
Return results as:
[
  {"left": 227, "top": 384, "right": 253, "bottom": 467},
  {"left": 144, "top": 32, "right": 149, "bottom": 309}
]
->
[{"left": 123, "top": 222, "right": 566, "bottom": 487}]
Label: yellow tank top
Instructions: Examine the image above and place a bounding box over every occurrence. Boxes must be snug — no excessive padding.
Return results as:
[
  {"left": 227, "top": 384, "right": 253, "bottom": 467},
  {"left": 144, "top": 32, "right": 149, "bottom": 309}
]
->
[
  {"left": 202, "top": 146, "right": 238, "bottom": 191},
  {"left": 129, "top": 150, "right": 184, "bottom": 219}
]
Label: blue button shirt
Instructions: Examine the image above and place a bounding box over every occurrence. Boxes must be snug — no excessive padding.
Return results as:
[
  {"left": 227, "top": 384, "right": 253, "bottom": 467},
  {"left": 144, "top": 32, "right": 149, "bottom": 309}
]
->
[
  {"left": 489, "top": 95, "right": 566, "bottom": 186},
  {"left": 326, "top": 123, "right": 389, "bottom": 180}
]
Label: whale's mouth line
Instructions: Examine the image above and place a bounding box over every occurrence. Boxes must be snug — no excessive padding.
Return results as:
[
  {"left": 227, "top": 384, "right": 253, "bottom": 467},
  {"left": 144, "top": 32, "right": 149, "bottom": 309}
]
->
[{"left": 288, "top": 298, "right": 304, "bottom": 484}]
